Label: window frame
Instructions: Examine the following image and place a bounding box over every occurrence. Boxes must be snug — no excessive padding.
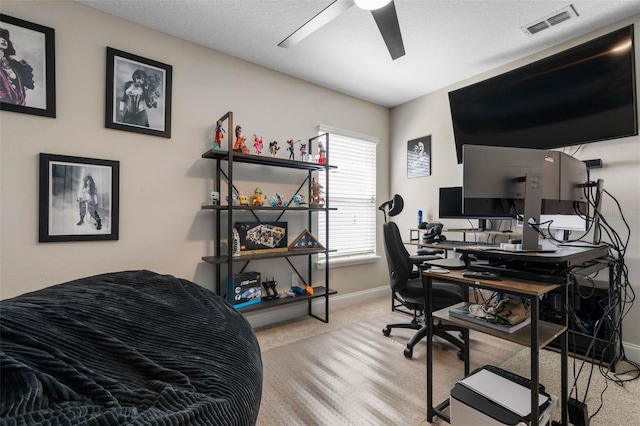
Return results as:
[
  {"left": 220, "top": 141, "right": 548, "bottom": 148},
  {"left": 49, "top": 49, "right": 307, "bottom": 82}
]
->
[{"left": 317, "top": 125, "right": 379, "bottom": 268}]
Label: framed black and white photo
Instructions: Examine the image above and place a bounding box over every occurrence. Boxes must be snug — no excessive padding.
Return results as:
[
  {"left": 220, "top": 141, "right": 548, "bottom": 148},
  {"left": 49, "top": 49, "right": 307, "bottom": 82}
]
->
[
  {"left": 0, "top": 14, "right": 56, "bottom": 118},
  {"left": 407, "top": 135, "right": 431, "bottom": 178},
  {"left": 39, "top": 153, "right": 119, "bottom": 242},
  {"left": 105, "top": 47, "right": 172, "bottom": 138}
]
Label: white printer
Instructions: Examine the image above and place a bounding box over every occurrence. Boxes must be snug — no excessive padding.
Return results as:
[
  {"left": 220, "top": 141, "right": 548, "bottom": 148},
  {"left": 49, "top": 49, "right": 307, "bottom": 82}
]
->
[{"left": 450, "top": 366, "right": 558, "bottom": 426}]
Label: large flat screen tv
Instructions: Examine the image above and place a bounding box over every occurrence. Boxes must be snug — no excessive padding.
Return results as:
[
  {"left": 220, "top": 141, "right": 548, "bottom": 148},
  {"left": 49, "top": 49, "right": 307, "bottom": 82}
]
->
[{"left": 449, "top": 25, "right": 637, "bottom": 164}]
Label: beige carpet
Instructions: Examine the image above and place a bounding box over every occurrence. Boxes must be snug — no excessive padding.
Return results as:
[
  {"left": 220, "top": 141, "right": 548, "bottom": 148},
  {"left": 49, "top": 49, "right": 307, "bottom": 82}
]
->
[
  {"left": 255, "top": 297, "right": 640, "bottom": 425},
  {"left": 257, "top": 311, "right": 523, "bottom": 425},
  {"left": 499, "top": 349, "right": 640, "bottom": 426}
]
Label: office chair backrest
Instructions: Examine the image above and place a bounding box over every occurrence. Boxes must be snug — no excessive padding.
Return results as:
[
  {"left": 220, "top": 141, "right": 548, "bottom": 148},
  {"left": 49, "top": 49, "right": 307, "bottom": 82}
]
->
[{"left": 383, "top": 221, "right": 414, "bottom": 293}]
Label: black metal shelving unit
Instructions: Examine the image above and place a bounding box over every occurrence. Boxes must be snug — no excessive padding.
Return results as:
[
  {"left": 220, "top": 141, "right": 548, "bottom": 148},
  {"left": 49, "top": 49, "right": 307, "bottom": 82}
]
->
[{"left": 201, "top": 111, "right": 336, "bottom": 322}]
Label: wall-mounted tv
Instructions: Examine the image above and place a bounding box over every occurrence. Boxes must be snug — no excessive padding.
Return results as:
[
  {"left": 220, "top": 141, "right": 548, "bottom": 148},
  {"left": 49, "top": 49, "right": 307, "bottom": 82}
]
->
[{"left": 449, "top": 25, "right": 637, "bottom": 164}]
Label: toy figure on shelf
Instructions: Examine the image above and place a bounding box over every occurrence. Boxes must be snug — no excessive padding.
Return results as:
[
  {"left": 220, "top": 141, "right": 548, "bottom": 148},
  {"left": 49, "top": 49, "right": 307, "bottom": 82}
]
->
[
  {"left": 252, "top": 187, "right": 266, "bottom": 207},
  {"left": 262, "top": 278, "right": 279, "bottom": 300},
  {"left": 225, "top": 193, "right": 238, "bottom": 205},
  {"left": 269, "top": 141, "right": 280, "bottom": 157},
  {"left": 291, "top": 193, "right": 306, "bottom": 206},
  {"left": 270, "top": 193, "right": 287, "bottom": 207},
  {"left": 210, "top": 191, "right": 220, "bottom": 205},
  {"left": 291, "top": 284, "right": 313, "bottom": 296},
  {"left": 299, "top": 143, "right": 307, "bottom": 161},
  {"left": 212, "top": 120, "right": 226, "bottom": 150},
  {"left": 238, "top": 192, "right": 249, "bottom": 206},
  {"left": 310, "top": 177, "right": 325, "bottom": 207},
  {"left": 286, "top": 139, "right": 300, "bottom": 160},
  {"left": 317, "top": 140, "right": 326, "bottom": 165},
  {"left": 253, "top": 134, "right": 263, "bottom": 155},
  {"left": 233, "top": 125, "right": 250, "bottom": 154}
]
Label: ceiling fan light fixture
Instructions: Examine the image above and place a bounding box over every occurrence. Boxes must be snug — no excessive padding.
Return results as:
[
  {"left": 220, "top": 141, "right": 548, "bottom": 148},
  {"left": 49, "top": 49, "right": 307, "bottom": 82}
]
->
[{"left": 354, "top": 0, "right": 392, "bottom": 11}]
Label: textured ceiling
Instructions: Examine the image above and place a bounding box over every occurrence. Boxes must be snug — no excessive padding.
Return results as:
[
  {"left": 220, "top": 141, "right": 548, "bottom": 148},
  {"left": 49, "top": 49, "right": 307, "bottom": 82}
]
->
[{"left": 77, "top": 0, "right": 640, "bottom": 108}]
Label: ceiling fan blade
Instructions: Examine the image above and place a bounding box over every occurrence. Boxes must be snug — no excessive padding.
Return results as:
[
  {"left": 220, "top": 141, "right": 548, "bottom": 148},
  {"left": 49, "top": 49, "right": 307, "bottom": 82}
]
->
[
  {"left": 279, "top": 0, "right": 355, "bottom": 48},
  {"left": 371, "top": 0, "right": 405, "bottom": 60}
]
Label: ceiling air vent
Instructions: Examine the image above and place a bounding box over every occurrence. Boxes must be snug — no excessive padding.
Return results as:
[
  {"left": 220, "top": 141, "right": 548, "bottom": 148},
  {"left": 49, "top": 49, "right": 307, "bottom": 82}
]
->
[{"left": 521, "top": 5, "right": 579, "bottom": 36}]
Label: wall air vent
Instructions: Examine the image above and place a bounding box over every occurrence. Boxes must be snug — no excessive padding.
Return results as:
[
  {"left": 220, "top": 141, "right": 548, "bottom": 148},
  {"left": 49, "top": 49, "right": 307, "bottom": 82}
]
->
[{"left": 521, "top": 5, "right": 579, "bottom": 36}]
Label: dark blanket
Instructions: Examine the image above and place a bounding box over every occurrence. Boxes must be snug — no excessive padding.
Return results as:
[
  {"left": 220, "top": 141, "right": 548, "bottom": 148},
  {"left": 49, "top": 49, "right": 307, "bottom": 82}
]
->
[{"left": 0, "top": 270, "right": 263, "bottom": 425}]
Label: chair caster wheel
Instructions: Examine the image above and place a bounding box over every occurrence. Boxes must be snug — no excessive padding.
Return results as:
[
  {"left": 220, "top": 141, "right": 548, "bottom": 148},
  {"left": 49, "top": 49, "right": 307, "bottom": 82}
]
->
[
  {"left": 404, "top": 347, "right": 413, "bottom": 359},
  {"left": 382, "top": 327, "right": 391, "bottom": 337},
  {"left": 457, "top": 350, "right": 464, "bottom": 360}
]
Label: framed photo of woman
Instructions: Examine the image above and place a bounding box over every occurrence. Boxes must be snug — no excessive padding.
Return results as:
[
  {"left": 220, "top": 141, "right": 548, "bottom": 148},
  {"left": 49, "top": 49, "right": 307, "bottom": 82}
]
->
[
  {"left": 0, "top": 14, "right": 56, "bottom": 118},
  {"left": 39, "top": 153, "right": 120, "bottom": 242},
  {"left": 105, "top": 47, "right": 172, "bottom": 138}
]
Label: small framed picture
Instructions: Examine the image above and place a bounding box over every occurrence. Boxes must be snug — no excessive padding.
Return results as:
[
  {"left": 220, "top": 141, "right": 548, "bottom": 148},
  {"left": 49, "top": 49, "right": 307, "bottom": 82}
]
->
[
  {"left": 39, "top": 153, "right": 120, "bottom": 242},
  {"left": 407, "top": 135, "right": 431, "bottom": 178},
  {"left": 105, "top": 47, "right": 172, "bottom": 138},
  {"left": 0, "top": 14, "right": 56, "bottom": 118}
]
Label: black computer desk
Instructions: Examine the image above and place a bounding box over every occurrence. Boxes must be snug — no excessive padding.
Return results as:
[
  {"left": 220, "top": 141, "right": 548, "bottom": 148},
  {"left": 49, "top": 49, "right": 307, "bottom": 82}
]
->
[{"left": 422, "top": 242, "right": 610, "bottom": 426}]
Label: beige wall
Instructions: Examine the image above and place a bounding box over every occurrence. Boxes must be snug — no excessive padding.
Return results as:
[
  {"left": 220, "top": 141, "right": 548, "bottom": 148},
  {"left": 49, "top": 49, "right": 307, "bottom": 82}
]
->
[
  {"left": 3, "top": 1, "right": 638, "bottom": 355},
  {"left": 390, "top": 16, "right": 640, "bottom": 358},
  {"left": 0, "top": 1, "right": 391, "bottom": 301}
]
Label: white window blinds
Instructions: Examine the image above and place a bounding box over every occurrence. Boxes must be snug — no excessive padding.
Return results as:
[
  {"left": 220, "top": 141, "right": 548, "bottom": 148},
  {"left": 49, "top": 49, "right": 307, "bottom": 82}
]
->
[{"left": 318, "top": 125, "right": 377, "bottom": 260}]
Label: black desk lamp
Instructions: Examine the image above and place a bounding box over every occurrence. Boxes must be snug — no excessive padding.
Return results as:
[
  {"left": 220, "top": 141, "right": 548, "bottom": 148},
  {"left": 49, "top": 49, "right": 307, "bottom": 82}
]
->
[{"left": 379, "top": 194, "right": 404, "bottom": 223}]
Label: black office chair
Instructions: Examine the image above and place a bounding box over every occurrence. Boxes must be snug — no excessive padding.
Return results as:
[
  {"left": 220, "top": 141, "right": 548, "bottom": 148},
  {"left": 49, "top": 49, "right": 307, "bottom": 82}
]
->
[{"left": 379, "top": 195, "right": 467, "bottom": 359}]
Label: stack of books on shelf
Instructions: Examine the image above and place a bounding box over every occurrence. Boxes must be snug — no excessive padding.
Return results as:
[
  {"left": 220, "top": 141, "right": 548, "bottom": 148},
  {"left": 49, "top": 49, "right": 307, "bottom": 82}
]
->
[{"left": 448, "top": 303, "right": 530, "bottom": 333}]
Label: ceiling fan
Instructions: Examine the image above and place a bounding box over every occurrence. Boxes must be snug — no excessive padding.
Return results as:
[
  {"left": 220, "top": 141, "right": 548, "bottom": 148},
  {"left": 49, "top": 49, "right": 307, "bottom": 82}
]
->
[{"left": 278, "top": 0, "right": 405, "bottom": 60}]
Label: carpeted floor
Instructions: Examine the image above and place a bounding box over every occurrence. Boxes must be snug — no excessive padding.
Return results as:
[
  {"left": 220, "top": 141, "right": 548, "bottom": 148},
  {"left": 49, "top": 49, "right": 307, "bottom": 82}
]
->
[{"left": 254, "top": 296, "right": 640, "bottom": 425}]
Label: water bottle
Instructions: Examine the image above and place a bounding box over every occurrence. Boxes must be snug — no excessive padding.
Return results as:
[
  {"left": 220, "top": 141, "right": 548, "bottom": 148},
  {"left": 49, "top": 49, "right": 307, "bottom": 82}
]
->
[{"left": 417, "top": 210, "right": 423, "bottom": 227}]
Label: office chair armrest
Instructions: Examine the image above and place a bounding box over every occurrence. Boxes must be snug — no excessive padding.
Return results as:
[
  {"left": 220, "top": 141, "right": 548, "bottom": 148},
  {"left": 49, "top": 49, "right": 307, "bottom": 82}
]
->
[
  {"left": 409, "top": 254, "right": 442, "bottom": 266},
  {"left": 417, "top": 248, "right": 445, "bottom": 256}
]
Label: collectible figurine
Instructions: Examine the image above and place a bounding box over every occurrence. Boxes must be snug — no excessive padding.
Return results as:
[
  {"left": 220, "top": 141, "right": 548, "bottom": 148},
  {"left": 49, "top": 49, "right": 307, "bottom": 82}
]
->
[
  {"left": 286, "top": 139, "right": 301, "bottom": 160},
  {"left": 225, "top": 193, "right": 238, "bottom": 205},
  {"left": 310, "top": 177, "right": 325, "bottom": 207},
  {"left": 299, "top": 143, "right": 307, "bottom": 161},
  {"left": 317, "top": 140, "right": 326, "bottom": 165},
  {"left": 291, "top": 193, "right": 306, "bottom": 206},
  {"left": 253, "top": 134, "right": 263, "bottom": 155},
  {"left": 238, "top": 192, "right": 249, "bottom": 206},
  {"left": 210, "top": 191, "right": 220, "bottom": 205},
  {"left": 233, "top": 125, "right": 250, "bottom": 154},
  {"left": 269, "top": 141, "right": 280, "bottom": 157},
  {"left": 252, "top": 187, "right": 266, "bottom": 207},
  {"left": 270, "top": 193, "right": 287, "bottom": 207},
  {"left": 262, "top": 278, "right": 279, "bottom": 300},
  {"left": 212, "top": 120, "right": 226, "bottom": 150}
]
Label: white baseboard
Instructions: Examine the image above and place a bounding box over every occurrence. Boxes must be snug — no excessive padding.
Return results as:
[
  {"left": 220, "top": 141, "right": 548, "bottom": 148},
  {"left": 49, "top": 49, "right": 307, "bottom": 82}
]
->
[
  {"left": 245, "top": 285, "right": 390, "bottom": 329},
  {"left": 622, "top": 341, "right": 640, "bottom": 365}
]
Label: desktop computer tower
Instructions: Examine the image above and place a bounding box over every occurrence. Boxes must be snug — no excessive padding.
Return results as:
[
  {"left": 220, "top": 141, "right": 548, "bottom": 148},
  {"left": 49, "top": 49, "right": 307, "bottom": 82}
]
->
[{"left": 539, "top": 283, "right": 619, "bottom": 365}]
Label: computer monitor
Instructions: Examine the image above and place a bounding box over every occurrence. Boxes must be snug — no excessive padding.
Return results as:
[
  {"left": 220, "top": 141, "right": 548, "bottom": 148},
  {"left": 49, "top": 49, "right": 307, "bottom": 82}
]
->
[
  {"left": 517, "top": 214, "right": 587, "bottom": 241},
  {"left": 439, "top": 186, "right": 511, "bottom": 231},
  {"left": 462, "top": 145, "right": 588, "bottom": 250}
]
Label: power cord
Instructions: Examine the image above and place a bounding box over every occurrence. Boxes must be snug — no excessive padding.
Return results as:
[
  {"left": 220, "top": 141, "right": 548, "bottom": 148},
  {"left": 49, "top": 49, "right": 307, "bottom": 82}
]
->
[{"left": 563, "top": 184, "right": 637, "bottom": 422}]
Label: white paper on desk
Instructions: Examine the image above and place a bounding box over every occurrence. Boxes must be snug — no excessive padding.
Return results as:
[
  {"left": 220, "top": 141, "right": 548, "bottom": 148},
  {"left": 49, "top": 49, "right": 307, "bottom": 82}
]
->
[{"left": 458, "top": 369, "right": 549, "bottom": 417}]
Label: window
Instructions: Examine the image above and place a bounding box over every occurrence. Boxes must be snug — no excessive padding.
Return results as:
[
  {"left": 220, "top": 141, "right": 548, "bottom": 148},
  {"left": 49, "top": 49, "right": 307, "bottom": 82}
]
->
[{"left": 317, "top": 125, "right": 377, "bottom": 265}]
